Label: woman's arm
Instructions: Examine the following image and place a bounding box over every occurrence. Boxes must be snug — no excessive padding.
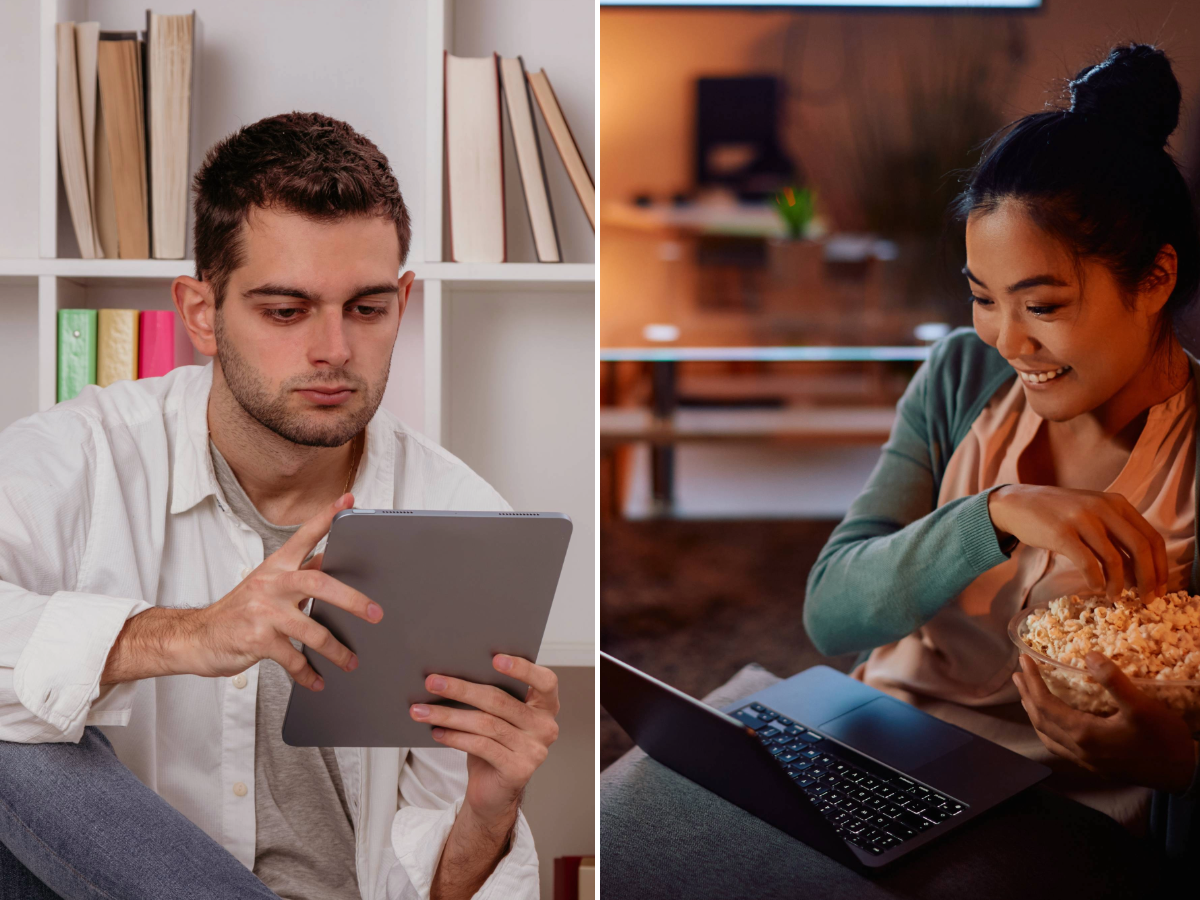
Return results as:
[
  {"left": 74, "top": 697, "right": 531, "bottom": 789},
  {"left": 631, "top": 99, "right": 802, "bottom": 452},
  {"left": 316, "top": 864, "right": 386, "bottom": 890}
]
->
[{"left": 803, "top": 356, "right": 1013, "bottom": 657}]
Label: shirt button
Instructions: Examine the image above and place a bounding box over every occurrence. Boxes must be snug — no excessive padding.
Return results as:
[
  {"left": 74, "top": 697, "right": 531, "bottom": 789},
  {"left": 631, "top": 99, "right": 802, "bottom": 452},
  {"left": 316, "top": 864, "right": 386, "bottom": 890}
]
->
[
  {"left": 231, "top": 674, "right": 248, "bottom": 689},
  {"left": 233, "top": 782, "right": 248, "bottom": 797},
  {"left": 239, "top": 566, "right": 252, "bottom": 580}
]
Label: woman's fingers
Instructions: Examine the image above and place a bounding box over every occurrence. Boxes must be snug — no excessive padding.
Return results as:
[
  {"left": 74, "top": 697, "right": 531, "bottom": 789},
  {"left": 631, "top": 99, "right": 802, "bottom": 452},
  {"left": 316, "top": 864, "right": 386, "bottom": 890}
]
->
[
  {"left": 1107, "top": 494, "right": 1169, "bottom": 596},
  {"left": 1096, "top": 509, "right": 1159, "bottom": 601},
  {"left": 1074, "top": 520, "right": 1127, "bottom": 599},
  {"left": 1058, "top": 536, "right": 1107, "bottom": 595},
  {"left": 1014, "top": 657, "right": 1090, "bottom": 757}
]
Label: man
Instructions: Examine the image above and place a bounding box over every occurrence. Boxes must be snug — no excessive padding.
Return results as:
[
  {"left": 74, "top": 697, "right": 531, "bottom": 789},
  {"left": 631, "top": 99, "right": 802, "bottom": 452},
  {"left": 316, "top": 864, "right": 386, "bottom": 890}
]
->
[{"left": 0, "top": 112, "right": 557, "bottom": 900}]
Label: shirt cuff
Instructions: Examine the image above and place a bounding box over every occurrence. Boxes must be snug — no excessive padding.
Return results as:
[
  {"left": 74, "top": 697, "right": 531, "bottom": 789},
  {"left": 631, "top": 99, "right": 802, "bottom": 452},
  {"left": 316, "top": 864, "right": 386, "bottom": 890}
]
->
[
  {"left": 958, "top": 485, "right": 1015, "bottom": 573},
  {"left": 13, "top": 590, "right": 150, "bottom": 742},
  {"left": 391, "top": 799, "right": 539, "bottom": 900}
]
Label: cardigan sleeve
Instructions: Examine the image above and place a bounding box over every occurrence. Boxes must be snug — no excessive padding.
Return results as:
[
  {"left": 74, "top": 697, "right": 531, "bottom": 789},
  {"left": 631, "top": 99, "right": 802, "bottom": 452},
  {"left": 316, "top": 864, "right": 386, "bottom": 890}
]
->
[{"left": 803, "top": 348, "right": 1014, "bottom": 657}]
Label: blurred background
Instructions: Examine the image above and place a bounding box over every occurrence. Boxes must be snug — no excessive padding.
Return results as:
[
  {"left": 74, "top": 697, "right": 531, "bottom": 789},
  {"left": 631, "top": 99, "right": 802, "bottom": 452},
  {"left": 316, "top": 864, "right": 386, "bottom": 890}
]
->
[{"left": 599, "top": 0, "right": 1200, "bottom": 768}]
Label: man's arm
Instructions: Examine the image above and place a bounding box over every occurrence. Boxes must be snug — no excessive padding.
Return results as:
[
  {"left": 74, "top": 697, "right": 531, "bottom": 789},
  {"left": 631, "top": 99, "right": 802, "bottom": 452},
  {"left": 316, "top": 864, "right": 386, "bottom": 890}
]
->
[{"left": 407, "top": 655, "right": 559, "bottom": 900}]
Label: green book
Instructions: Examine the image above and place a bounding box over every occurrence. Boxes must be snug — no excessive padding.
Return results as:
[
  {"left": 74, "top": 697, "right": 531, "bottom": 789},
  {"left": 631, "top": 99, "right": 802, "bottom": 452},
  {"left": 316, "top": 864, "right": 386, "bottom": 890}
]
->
[{"left": 58, "top": 309, "right": 98, "bottom": 402}]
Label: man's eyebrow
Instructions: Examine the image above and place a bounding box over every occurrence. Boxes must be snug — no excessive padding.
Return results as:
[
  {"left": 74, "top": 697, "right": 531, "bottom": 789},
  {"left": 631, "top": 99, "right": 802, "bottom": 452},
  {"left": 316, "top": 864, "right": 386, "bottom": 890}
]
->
[
  {"left": 962, "top": 267, "right": 1071, "bottom": 293},
  {"left": 243, "top": 283, "right": 399, "bottom": 302}
]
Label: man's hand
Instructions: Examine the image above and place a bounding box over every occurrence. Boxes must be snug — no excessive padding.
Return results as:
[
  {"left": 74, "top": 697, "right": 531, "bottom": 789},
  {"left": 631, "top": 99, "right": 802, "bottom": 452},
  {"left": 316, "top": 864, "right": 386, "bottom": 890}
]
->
[
  {"left": 1013, "top": 652, "right": 1197, "bottom": 793},
  {"left": 412, "top": 655, "right": 560, "bottom": 899},
  {"left": 102, "top": 493, "right": 382, "bottom": 687}
]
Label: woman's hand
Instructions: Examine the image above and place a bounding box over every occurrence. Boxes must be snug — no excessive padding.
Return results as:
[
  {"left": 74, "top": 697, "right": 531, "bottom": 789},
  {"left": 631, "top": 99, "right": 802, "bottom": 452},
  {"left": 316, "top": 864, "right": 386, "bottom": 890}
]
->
[
  {"left": 988, "top": 484, "right": 1168, "bottom": 601},
  {"left": 1013, "top": 652, "right": 1197, "bottom": 793}
]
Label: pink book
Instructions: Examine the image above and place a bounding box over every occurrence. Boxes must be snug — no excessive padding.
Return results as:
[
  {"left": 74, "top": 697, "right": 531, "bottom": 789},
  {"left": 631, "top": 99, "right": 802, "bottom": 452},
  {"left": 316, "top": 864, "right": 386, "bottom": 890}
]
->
[{"left": 139, "top": 310, "right": 177, "bottom": 377}]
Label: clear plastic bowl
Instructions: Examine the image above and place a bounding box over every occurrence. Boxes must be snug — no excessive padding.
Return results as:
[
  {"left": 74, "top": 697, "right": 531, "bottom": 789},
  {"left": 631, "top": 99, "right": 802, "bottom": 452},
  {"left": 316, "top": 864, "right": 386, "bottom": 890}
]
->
[{"left": 1008, "top": 600, "right": 1200, "bottom": 730}]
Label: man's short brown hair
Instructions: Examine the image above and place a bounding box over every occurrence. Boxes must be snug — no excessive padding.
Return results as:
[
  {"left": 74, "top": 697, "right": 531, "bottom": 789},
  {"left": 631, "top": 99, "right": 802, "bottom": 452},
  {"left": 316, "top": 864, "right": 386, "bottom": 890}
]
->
[{"left": 192, "top": 111, "right": 412, "bottom": 307}]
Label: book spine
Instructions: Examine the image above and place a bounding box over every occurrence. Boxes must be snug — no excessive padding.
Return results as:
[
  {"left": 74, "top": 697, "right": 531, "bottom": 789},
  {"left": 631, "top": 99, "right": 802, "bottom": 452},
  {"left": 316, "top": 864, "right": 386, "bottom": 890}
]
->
[
  {"left": 57, "top": 309, "right": 98, "bottom": 403},
  {"left": 97, "top": 308, "right": 139, "bottom": 387},
  {"left": 138, "top": 309, "right": 175, "bottom": 377}
]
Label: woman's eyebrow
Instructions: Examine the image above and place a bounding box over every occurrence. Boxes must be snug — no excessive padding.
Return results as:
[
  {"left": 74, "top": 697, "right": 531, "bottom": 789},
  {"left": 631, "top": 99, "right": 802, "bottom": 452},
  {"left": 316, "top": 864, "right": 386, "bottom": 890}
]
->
[{"left": 962, "top": 267, "right": 1070, "bottom": 293}]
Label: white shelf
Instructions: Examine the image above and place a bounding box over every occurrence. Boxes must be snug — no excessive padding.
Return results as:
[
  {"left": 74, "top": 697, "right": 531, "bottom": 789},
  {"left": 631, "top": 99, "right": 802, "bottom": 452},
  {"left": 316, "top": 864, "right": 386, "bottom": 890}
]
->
[{"left": 0, "top": 258, "right": 595, "bottom": 287}]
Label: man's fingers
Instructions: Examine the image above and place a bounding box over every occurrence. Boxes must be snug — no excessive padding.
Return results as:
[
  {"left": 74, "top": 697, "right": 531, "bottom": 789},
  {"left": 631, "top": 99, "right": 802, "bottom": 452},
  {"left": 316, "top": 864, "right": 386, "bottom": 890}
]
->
[
  {"left": 410, "top": 704, "right": 545, "bottom": 751},
  {"left": 494, "top": 655, "right": 560, "bottom": 714},
  {"left": 1084, "top": 652, "right": 1145, "bottom": 712},
  {"left": 271, "top": 493, "right": 354, "bottom": 570},
  {"left": 426, "top": 675, "right": 535, "bottom": 729},
  {"left": 301, "top": 552, "right": 324, "bottom": 571},
  {"left": 431, "top": 727, "right": 541, "bottom": 782},
  {"left": 280, "top": 568, "right": 382, "bottom": 623},
  {"left": 266, "top": 638, "right": 324, "bottom": 691},
  {"left": 279, "top": 610, "right": 358, "bottom": 673}
]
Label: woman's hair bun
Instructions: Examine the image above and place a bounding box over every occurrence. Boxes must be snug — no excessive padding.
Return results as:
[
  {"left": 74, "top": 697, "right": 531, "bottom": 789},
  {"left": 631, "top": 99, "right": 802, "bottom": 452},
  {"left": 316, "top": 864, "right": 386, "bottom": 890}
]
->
[{"left": 1068, "top": 43, "right": 1181, "bottom": 149}]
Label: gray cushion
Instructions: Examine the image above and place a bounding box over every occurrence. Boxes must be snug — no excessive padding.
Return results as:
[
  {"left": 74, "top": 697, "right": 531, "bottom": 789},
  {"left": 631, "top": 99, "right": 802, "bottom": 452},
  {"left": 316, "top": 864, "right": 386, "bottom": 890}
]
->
[{"left": 601, "top": 663, "right": 1166, "bottom": 899}]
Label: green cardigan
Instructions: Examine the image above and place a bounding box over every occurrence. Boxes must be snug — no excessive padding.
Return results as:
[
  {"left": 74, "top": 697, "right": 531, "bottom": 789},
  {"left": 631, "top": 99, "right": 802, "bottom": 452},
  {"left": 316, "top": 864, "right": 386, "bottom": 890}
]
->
[{"left": 802, "top": 325, "right": 1200, "bottom": 852}]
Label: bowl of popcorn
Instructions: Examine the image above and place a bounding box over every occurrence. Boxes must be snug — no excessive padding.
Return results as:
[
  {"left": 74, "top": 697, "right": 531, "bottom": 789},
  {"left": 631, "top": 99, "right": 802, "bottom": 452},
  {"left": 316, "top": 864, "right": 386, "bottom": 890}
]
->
[{"left": 1008, "top": 589, "right": 1200, "bottom": 729}]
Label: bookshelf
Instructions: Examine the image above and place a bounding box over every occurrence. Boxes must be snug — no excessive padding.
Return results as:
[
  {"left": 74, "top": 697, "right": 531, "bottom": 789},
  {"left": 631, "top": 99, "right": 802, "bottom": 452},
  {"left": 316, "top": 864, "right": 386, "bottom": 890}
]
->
[{"left": 0, "top": 0, "right": 595, "bottom": 671}]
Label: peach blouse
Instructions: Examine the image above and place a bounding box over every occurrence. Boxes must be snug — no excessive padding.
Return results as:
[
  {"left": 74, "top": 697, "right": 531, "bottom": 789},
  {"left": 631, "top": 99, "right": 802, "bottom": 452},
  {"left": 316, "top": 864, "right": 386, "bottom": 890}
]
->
[{"left": 855, "top": 374, "right": 1197, "bottom": 706}]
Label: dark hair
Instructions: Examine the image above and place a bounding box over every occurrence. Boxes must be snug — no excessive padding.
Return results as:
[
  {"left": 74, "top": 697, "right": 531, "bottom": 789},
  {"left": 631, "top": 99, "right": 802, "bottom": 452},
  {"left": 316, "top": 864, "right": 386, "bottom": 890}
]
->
[
  {"left": 953, "top": 43, "right": 1199, "bottom": 340},
  {"left": 192, "top": 111, "right": 412, "bottom": 308}
]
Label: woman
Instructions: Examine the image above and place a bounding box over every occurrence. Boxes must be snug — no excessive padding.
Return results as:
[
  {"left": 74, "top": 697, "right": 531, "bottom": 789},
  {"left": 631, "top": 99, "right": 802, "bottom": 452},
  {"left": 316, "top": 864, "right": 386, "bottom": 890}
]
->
[{"left": 804, "top": 42, "right": 1200, "bottom": 851}]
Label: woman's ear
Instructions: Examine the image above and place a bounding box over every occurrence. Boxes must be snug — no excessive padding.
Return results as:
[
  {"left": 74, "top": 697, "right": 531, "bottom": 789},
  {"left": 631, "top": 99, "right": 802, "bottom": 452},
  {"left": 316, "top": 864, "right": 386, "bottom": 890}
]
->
[{"left": 1140, "top": 244, "right": 1179, "bottom": 316}]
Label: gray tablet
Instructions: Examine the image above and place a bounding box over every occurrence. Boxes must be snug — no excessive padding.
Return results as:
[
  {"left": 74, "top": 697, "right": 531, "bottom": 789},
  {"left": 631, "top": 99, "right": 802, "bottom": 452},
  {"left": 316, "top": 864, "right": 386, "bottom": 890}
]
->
[{"left": 281, "top": 509, "right": 572, "bottom": 748}]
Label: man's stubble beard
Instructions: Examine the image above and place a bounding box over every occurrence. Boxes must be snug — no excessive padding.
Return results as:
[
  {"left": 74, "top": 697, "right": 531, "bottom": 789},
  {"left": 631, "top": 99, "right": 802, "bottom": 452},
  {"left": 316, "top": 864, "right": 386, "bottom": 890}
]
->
[{"left": 214, "top": 310, "right": 390, "bottom": 448}]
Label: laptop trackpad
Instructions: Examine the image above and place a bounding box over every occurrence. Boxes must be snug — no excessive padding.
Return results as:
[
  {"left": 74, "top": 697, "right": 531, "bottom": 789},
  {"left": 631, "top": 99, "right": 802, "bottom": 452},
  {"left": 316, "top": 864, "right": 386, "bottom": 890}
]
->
[{"left": 819, "top": 696, "right": 972, "bottom": 773}]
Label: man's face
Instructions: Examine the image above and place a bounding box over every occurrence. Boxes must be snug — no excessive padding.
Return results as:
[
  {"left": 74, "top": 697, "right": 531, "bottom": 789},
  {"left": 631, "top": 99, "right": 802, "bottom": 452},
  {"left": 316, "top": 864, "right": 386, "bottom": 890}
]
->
[{"left": 213, "top": 206, "right": 408, "bottom": 447}]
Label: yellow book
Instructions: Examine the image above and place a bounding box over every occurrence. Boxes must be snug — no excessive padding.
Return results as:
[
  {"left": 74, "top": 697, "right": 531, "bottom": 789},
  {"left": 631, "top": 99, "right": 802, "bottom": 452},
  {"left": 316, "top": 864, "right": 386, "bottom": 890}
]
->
[{"left": 97, "top": 309, "right": 139, "bottom": 386}]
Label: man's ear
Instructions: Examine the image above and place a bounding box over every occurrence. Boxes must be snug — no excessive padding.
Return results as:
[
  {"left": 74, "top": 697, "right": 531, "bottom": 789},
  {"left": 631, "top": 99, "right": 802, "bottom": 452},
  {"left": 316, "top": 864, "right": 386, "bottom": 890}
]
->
[
  {"left": 172, "top": 275, "right": 217, "bottom": 357},
  {"left": 396, "top": 269, "right": 417, "bottom": 324}
]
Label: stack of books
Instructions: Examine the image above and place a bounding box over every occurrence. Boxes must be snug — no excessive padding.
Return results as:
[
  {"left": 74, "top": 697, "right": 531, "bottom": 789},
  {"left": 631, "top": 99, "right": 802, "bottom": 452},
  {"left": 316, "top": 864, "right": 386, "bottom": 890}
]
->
[
  {"left": 56, "top": 12, "right": 197, "bottom": 260},
  {"left": 58, "top": 309, "right": 191, "bottom": 402},
  {"left": 445, "top": 54, "right": 594, "bottom": 263}
]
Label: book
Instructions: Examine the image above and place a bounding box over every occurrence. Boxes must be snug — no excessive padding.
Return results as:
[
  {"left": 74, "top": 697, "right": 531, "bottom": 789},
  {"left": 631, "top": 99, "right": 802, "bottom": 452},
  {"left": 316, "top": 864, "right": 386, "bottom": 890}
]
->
[
  {"left": 139, "top": 310, "right": 177, "bottom": 377},
  {"left": 499, "top": 56, "right": 561, "bottom": 263},
  {"left": 75, "top": 21, "right": 103, "bottom": 259},
  {"left": 444, "top": 52, "right": 506, "bottom": 263},
  {"left": 94, "top": 87, "right": 120, "bottom": 259},
  {"left": 578, "top": 857, "right": 595, "bottom": 900},
  {"left": 553, "top": 856, "right": 593, "bottom": 900},
  {"left": 57, "top": 309, "right": 98, "bottom": 402},
  {"left": 146, "top": 11, "right": 195, "bottom": 260},
  {"left": 97, "top": 309, "right": 139, "bottom": 387},
  {"left": 97, "top": 31, "right": 150, "bottom": 259},
  {"left": 527, "top": 69, "right": 594, "bottom": 230},
  {"left": 56, "top": 23, "right": 101, "bottom": 259}
]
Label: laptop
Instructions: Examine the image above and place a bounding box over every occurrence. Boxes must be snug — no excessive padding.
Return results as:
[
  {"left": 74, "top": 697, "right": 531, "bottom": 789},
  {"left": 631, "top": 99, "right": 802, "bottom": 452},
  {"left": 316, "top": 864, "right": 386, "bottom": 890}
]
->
[{"left": 601, "top": 651, "right": 1050, "bottom": 868}]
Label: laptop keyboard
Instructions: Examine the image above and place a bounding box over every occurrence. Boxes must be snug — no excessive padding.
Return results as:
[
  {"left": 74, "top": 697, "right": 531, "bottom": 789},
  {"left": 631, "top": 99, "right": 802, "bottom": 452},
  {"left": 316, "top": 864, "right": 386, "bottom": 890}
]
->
[{"left": 731, "top": 702, "right": 968, "bottom": 856}]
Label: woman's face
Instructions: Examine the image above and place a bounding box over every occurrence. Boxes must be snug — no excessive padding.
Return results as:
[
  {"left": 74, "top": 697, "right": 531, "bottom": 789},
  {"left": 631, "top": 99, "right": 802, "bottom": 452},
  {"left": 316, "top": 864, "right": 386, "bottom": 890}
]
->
[{"left": 965, "top": 199, "right": 1172, "bottom": 423}]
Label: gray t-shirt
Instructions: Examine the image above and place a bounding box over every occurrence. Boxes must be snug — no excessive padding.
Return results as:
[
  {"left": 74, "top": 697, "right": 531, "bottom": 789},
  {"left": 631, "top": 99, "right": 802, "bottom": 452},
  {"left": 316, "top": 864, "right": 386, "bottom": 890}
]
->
[{"left": 210, "top": 441, "right": 360, "bottom": 900}]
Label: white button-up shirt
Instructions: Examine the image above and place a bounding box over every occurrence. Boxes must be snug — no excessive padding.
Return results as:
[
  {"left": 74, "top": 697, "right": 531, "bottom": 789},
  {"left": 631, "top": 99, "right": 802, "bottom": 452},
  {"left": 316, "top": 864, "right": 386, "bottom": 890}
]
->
[{"left": 0, "top": 363, "right": 538, "bottom": 900}]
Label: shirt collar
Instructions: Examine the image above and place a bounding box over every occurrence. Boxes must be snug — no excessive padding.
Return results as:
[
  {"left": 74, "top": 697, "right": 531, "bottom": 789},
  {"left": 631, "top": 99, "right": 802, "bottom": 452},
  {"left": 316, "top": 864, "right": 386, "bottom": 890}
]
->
[{"left": 169, "top": 362, "right": 397, "bottom": 516}]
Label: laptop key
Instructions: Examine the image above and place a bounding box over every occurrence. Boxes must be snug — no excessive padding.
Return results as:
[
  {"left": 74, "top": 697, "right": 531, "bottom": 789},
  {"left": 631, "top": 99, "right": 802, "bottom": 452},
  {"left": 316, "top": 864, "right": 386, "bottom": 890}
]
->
[
  {"left": 750, "top": 703, "right": 766, "bottom": 712},
  {"left": 886, "top": 823, "right": 917, "bottom": 842},
  {"left": 777, "top": 717, "right": 793, "bottom": 726},
  {"left": 799, "top": 747, "right": 823, "bottom": 759},
  {"left": 794, "top": 731, "right": 823, "bottom": 744},
  {"left": 794, "top": 775, "right": 816, "bottom": 787},
  {"left": 788, "top": 760, "right": 812, "bottom": 772},
  {"left": 873, "top": 785, "right": 898, "bottom": 800},
  {"left": 785, "top": 726, "right": 804, "bottom": 737},
  {"left": 778, "top": 751, "right": 802, "bottom": 764},
  {"left": 735, "top": 710, "right": 776, "bottom": 731},
  {"left": 879, "top": 804, "right": 905, "bottom": 819},
  {"left": 893, "top": 776, "right": 918, "bottom": 792},
  {"left": 898, "top": 811, "right": 935, "bottom": 832}
]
